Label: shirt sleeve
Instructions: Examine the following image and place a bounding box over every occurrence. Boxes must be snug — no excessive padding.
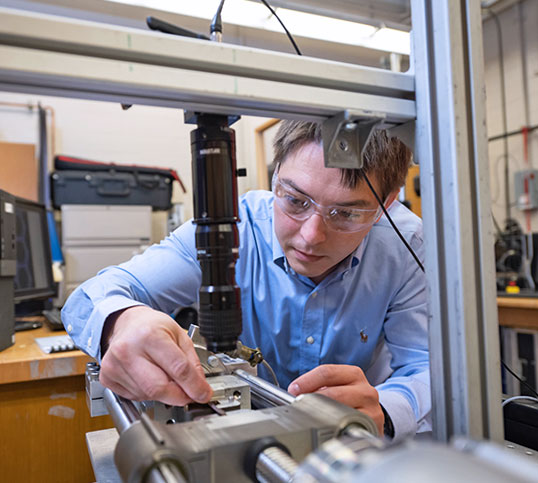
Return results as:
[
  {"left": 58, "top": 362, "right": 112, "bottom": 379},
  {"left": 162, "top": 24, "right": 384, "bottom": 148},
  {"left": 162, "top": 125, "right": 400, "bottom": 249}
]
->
[
  {"left": 61, "top": 220, "right": 201, "bottom": 361},
  {"left": 375, "top": 230, "right": 431, "bottom": 442}
]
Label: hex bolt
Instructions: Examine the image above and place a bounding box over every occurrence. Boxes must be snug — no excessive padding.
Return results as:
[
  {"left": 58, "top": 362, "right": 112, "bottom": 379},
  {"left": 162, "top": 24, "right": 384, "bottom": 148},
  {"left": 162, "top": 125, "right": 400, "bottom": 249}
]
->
[
  {"left": 339, "top": 140, "right": 349, "bottom": 151},
  {"left": 208, "top": 355, "right": 220, "bottom": 368}
]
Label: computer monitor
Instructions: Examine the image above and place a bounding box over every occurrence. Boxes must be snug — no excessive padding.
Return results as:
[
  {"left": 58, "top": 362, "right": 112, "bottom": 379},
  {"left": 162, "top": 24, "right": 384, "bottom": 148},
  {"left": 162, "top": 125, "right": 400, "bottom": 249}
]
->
[{"left": 13, "top": 197, "right": 55, "bottom": 305}]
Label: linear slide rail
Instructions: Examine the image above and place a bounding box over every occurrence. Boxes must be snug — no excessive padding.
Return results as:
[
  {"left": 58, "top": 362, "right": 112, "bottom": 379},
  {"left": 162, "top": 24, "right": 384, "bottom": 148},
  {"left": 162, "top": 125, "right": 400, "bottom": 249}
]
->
[{"left": 0, "top": 7, "right": 415, "bottom": 121}]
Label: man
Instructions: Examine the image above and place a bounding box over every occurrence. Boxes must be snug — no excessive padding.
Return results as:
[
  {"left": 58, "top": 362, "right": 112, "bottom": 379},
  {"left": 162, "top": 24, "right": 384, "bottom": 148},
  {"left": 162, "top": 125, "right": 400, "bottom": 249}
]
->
[{"left": 62, "top": 120, "right": 430, "bottom": 441}]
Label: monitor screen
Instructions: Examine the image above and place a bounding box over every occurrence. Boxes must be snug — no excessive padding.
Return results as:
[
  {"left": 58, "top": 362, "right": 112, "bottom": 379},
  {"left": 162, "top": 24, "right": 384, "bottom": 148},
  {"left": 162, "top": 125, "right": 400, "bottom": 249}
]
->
[{"left": 13, "top": 198, "right": 55, "bottom": 302}]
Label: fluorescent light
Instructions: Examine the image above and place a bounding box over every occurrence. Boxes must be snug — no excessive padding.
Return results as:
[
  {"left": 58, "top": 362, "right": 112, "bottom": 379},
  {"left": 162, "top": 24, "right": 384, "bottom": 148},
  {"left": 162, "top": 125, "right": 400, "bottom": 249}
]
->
[
  {"left": 107, "top": 0, "right": 410, "bottom": 55},
  {"left": 269, "top": 8, "right": 378, "bottom": 44}
]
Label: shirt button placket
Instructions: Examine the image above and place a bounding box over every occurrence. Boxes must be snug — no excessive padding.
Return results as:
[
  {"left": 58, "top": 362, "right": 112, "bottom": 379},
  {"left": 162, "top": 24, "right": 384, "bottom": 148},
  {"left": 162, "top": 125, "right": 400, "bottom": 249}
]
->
[{"left": 300, "top": 290, "right": 322, "bottom": 373}]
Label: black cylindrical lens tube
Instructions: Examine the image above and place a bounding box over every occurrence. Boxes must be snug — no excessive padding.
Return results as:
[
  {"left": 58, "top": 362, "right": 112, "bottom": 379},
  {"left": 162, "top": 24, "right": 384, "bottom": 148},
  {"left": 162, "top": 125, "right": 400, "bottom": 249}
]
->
[{"left": 190, "top": 114, "right": 242, "bottom": 353}]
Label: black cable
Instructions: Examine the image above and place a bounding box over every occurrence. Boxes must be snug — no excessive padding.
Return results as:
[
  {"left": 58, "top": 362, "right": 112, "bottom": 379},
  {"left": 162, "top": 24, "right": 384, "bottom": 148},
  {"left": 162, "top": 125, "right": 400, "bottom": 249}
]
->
[
  {"left": 363, "top": 172, "right": 425, "bottom": 273},
  {"left": 488, "top": 123, "right": 538, "bottom": 142},
  {"left": 258, "top": 0, "right": 302, "bottom": 55},
  {"left": 491, "top": 211, "right": 503, "bottom": 238},
  {"left": 501, "top": 359, "right": 538, "bottom": 398},
  {"left": 210, "top": 0, "right": 225, "bottom": 37}
]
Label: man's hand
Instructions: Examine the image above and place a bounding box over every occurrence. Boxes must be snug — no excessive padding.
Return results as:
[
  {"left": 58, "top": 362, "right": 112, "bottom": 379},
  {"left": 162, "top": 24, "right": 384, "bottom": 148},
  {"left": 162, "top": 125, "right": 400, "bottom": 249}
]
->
[
  {"left": 99, "top": 305, "right": 212, "bottom": 406},
  {"left": 287, "top": 364, "right": 384, "bottom": 435}
]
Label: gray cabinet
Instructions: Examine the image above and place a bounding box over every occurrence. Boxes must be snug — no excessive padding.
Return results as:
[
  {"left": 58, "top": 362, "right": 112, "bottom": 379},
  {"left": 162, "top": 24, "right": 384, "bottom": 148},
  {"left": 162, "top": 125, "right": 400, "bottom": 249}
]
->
[{"left": 61, "top": 205, "right": 151, "bottom": 299}]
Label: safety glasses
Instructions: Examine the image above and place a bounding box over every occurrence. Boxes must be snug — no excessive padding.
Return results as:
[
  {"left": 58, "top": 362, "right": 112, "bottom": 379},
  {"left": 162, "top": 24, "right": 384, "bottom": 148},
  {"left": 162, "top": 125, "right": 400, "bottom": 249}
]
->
[{"left": 272, "top": 175, "right": 383, "bottom": 233}]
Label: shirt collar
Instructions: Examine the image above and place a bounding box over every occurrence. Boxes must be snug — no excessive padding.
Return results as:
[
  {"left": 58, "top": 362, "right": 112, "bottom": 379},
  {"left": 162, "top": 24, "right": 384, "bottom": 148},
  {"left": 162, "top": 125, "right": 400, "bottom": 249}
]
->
[
  {"left": 348, "top": 231, "right": 369, "bottom": 269},
  {"left": 321, "top": 233, "right": 369, "bottom": 282},
  {"left": 272, "top": 211, "right": 288, "bottom": 271}
]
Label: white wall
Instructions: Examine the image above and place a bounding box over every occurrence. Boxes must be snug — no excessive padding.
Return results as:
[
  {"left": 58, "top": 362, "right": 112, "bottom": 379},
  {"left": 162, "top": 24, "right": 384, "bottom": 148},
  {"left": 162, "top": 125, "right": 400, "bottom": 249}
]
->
[{"left": 483, "top": 0, "right": 538, "bottom": 234}]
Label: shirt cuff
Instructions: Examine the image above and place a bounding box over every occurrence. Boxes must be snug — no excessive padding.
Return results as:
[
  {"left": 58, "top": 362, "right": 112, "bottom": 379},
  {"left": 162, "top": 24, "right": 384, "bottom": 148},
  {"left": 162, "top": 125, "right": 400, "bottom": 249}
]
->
[
  {"left": 377, "top": 390, "right": 417, "bottom": 443},
  {"left": 88, "top": 296, "right": 145, "bottom": 361}
]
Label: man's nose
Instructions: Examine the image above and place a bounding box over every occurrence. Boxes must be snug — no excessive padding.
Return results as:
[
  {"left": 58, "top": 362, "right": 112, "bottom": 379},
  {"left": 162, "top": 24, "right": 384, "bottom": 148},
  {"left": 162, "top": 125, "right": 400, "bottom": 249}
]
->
[{"left": 300, "top": 212, "right": 327, "bottom": 245}]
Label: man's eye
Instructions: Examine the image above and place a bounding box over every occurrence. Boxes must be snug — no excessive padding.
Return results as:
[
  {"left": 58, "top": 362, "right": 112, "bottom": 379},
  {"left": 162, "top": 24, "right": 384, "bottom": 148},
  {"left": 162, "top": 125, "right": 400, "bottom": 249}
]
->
[
  {"left": 331, "top": 208, "right": 362, "bottom": 221},
  {"left": 284, "top": 194, "right": 309, "bottom": 210}
]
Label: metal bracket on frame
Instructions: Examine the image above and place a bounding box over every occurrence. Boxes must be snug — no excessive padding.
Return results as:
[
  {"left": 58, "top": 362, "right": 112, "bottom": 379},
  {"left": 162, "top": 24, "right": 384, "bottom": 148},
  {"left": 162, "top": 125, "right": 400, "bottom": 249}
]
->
[
  {"left": 322, "top": 112, "right": 417, "bottom": 170},
  {"left": 321, "top": 110, "right": 386, "bottom": 169}
]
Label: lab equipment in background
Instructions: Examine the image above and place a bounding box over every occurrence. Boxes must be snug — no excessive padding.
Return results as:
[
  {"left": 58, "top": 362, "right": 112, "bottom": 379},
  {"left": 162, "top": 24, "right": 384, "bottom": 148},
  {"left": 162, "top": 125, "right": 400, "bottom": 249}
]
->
[
  {"left": 13, "top": 197, "right": 56, "bottom": 327},
  {"left": 501, "top": 327, "right": 538, "bottom": 397},
  {"left": 495, "top": 219, "right": 538, "bottom": 292},
  {"left": 60, "top": 204, "right": 152, "bottom": 301},
  {"left": 0, "top": 189, "right": 16, "bottom": 351},
  {"left": 35, "top": 333, "right": 75, "bottom": 354},
  {"left": 13, "top": 197, "right": 56, "bottom": 303},
  {"left": 501, "top": 326, "right": 538, "bottom": 451},
  {"left": 42, "top": 307, "right": 64, "bottom": 331},
  {"left": 167, "top": 202, "right": 185, "bottom": 234},
  {"left": 504, "top": 397, "right": 538, "bottom": 452},
  {"left": 515, "top": 169, "right": 538, "bottom": 211},
  {"left": 51, "top": 155, "right": 185, "bottom": 211},
  {"left": 13, "top": 319, "right": 42, "bottom": 331}
]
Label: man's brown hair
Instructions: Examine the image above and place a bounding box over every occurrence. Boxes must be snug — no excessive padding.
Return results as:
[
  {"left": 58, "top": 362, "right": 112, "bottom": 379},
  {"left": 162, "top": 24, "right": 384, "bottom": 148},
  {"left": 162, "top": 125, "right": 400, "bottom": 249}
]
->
[{"left": 272, "top": 120, "right": 412, "bottom": 199}]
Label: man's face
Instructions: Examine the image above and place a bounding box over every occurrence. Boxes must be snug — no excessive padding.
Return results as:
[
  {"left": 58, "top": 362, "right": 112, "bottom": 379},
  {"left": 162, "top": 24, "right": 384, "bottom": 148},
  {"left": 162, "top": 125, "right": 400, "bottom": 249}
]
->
[{"left": 273, "top": 141, "right": 386, "bottom": 284}]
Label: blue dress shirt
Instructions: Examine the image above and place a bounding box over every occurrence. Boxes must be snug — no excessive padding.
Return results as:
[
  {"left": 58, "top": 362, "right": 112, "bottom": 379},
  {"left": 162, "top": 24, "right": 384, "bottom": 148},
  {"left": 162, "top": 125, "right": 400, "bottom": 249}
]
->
[{"left": 62, "top": 190, "right": 430, "bottom": 441}]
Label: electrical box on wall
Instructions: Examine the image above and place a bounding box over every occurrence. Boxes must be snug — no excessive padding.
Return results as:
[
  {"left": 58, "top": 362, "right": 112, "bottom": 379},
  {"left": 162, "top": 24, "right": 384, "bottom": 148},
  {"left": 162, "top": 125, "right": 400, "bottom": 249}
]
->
[{"left": 514, "top": 169, "right": 538, "bottom": 210}]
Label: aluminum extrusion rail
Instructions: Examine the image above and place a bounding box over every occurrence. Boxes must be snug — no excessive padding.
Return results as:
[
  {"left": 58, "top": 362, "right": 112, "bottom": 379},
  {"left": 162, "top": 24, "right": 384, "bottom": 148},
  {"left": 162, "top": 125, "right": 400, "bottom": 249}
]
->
[{"left": 0, "top": 7, "right": 415, "bottom": 122}]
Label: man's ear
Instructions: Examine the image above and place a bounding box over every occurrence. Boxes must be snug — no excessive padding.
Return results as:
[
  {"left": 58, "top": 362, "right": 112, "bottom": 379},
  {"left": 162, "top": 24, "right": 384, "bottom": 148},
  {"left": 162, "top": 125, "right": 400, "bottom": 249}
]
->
[
  {"left": 374, "top": 191, "right": 399, "bottom": 223},
  {"left": 384, "top": 191, "right": 400, "bottom": 209}
]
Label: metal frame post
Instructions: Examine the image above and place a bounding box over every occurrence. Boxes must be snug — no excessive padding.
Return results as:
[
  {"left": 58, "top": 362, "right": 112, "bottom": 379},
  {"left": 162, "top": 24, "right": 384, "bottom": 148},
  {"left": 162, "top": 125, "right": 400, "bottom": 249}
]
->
[{"left": 412, "top": 0, "right": 503, "bottom": 442}]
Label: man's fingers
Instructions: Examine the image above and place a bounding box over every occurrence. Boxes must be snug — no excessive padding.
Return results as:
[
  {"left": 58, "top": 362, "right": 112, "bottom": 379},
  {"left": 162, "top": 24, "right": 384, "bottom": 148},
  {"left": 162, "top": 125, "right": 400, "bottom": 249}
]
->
[
  {"left": 286, "top": 363, "right": 384, "bottom": 435},
  {"left": 101, "top": 347, "right": 196, "bottom": 405},
  {"left": 101, "top": 349, "right": 155, "bottom": 401},
  {"left": 145, "top": 330, "right": 212, "bottom": 403},
  {"left": 315, "top": 385, "right": 376, "bottom": 409},
  {"left": 129, "top": 356, "right": 194, "bottom": 405},
  {"left": 288, "top": 364, "right": 366, "bottom": 394},
  {"left": 100, "top": 306, "right": 212, "bottom": 405},
  {"left": 99, "top": 368, "right": 138, "bottom": 401}
]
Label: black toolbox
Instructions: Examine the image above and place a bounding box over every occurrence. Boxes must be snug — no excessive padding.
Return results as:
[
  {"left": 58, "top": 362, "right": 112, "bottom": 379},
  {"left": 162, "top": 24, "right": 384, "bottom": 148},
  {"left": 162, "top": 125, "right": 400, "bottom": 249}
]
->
[{"left": 51, "top": 156, "right": 186, "bottom": 211}]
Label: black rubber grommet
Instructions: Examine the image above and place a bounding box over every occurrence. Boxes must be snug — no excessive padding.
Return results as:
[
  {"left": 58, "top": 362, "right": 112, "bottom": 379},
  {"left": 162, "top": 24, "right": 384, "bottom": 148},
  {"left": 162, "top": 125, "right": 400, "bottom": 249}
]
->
[{"left": 243, "top": 437, "right": 291, "bottom": 482}]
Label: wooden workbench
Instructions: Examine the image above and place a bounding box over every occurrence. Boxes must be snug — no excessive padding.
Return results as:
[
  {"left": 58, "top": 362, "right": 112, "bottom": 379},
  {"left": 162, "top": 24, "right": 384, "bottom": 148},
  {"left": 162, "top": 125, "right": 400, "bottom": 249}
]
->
[
  {"left": 0, "top": 323, "right": 113, "bottom": 483},
  {"left": 497, "top": 296, "right": 538, "bottom": 331}
]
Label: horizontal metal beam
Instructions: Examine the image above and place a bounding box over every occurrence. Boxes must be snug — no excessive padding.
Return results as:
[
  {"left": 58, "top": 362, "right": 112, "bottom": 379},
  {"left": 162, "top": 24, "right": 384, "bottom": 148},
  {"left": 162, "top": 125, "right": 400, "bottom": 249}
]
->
[{"left": 0, "top": 7, "right": 415, "bottom": 122}]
